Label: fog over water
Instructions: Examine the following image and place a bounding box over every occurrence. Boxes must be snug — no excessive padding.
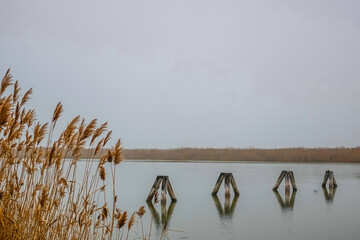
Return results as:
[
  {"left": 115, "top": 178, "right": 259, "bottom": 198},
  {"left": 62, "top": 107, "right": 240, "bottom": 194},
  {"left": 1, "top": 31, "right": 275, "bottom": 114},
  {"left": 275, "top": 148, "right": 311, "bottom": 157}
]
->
[{"left": 0, "top": 0, "right": 359, "bottom": 148}]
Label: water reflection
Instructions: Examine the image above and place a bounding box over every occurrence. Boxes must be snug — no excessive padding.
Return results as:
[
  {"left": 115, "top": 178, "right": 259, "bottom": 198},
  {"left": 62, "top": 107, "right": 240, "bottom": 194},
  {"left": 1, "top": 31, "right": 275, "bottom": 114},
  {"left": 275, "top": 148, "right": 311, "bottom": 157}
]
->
[
  {"left": 273, "top": 190, "right": 296, "bottom": 209},
  {"left": 146, "top": 200, "right": 176, "bottom": 226},
  {"left": 322, "top": 186, "right": 336, "bottom": 202},
  {"left": 212, "top": 194, "right": 239, "bottom": 217}
]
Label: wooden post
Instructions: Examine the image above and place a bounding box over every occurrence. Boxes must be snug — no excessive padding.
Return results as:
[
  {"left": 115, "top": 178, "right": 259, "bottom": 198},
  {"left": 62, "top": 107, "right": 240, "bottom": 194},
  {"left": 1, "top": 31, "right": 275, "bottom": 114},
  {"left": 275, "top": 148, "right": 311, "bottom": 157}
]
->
[
  {"left": 273, "top": 170, "right": 297, "bottom": 191},
  {"left": 322, "top": 170, "right": 331, "bottom": 187},
  {"left": 273, "top": 170, "right": 286, "bottom": 190},
  {"left": 147, "top": 176, "right": 176, "bottom": 202},
  {"left": 167, "top": 180, "right": 177, "bottom": 201},
  {"left": 146, "top": 176, "right": 162, "bottom": 202},
  {"left": 212, "top": 173, "right": 225, "bottom": 195},
  {"left": 289, "top": 171, "right": 297, "bottom": 191},
  {"left": 224, "top": 174, "right": 231, "bottom": 197},
  {"left": 212, "top": 172, "right": 240, "bottom": 196},
  {"left": 229, "top": 173, "right": 240, "bottom": 195},
  {"left": 332, "top": 172, "right": 338, "bottom": 188},
  {"left": 161, "top": 176, "right": 168, "bottom": 205},
  {"left": 321, "top": 170, "right": 337, "bottom": 189},
  {"left": 284, "top": 172, "right": 290, "bottom": 193},
  {"left": 329, "top": 171, "right": 337, "bottom": 189}
]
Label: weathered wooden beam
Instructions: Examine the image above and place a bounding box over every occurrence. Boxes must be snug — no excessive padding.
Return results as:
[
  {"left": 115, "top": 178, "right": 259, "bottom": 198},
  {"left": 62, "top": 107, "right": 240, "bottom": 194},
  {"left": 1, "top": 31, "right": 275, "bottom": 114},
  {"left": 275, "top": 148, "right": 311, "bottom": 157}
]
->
[
  {"left": 224, "top": 174, "right": 231, "bottom": 197},
  {"left": 229, "top": 173, "right": 240, "bottom": 195},
  {"left": 332, "top": 173, "right": 338, "bottom": 188},
  {"left": 146, "top": 176, "right": 163, "bottom": 202},
  {"left": 273, "top": 170, "right": 286, "bottom": 190},
  {"left": 322, "top": 170, "right": 331, "bottom": 187},
  {"left": 212, "top": 173, "right": 225, "bottom": 195},
  {"left": 161, "top": 176, "right": 168, "bottom": 204},
  {"left": 289, "top": 171, "right": 297, "bottom": 191},
  {"left": 328, "top": 171, "right": 336, "bottom": 189},
  {"left": 284, "top": 172, "right": 291, "bottom": 193},
  {"left": 167, "top": 180, "right": 177, "bottom": 201}
]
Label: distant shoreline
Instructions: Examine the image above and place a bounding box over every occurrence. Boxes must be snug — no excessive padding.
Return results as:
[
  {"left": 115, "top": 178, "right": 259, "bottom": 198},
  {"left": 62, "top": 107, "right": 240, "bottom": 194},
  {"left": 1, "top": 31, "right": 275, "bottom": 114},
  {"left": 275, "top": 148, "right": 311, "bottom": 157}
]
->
[
  {"left": 79, "top": 147, "right": 360, "bottom": 163},
  {"left": 122, "top": 159, "right": 359, "bottom": 164}
]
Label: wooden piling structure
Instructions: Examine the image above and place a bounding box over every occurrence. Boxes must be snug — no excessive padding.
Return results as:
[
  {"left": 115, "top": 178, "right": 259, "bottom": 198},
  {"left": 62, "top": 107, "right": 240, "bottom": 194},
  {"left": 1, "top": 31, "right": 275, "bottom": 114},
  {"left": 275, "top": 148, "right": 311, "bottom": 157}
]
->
[
  {"left": 321, "top": 170, "right": 337, "bottom": 189},
  {"left": 273, "top": 170, "right": 297, "bottom": 191},
  {"left": 212, "top": 173, "right": 240, "bottom": 196},
  {"left": 147, "top": 176, "right": 177, "bottom": 202}
]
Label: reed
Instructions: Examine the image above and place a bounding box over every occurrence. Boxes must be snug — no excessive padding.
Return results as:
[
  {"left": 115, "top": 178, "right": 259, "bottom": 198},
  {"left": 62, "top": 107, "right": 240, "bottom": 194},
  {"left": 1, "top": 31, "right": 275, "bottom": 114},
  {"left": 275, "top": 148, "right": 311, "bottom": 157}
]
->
[
  {"left": 122, "top": 147, "right": 360, "bottom": 162},
  {"left": 0, "top": 69, "right": 144, "bottom": 240}
]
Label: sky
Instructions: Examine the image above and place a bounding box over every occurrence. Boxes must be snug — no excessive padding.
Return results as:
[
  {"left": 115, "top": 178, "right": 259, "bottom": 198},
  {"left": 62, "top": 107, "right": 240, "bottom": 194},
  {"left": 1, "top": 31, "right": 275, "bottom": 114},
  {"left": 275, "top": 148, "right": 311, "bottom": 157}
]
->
[{"left": 0, "top": 0, "right": 359, "bottom": 149}]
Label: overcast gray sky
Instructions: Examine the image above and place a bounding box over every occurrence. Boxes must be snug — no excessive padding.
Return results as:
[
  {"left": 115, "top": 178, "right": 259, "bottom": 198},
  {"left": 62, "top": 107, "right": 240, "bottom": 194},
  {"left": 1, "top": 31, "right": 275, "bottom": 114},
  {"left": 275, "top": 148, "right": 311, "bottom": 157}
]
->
[{"left": 0, "top": 0, "right": 359, "bottom": 148}]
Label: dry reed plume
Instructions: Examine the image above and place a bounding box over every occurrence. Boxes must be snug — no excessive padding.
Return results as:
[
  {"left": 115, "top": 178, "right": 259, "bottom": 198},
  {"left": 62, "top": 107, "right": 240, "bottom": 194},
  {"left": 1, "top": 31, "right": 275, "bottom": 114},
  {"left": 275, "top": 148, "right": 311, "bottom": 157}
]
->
[{"left": 0, "top": 69, "right": 145, "bottom": 239}]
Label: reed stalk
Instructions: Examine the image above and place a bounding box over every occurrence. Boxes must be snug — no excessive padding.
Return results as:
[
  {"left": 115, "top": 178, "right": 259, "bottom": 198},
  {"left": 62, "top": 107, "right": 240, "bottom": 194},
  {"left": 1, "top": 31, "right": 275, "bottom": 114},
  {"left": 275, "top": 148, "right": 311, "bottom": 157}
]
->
[{"left": 0, "top": 69, "right": 142, "bottom": 240}]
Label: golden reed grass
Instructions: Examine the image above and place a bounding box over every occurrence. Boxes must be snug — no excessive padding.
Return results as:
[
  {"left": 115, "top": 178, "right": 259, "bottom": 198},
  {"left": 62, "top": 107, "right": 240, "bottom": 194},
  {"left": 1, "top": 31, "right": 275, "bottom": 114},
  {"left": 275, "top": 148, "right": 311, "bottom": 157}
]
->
[
  {"left": 0, "top": 69, "right": 145, "bottom": 240},
  {"left": 122, "top": 147, "right": 360, "bottom": 162}
]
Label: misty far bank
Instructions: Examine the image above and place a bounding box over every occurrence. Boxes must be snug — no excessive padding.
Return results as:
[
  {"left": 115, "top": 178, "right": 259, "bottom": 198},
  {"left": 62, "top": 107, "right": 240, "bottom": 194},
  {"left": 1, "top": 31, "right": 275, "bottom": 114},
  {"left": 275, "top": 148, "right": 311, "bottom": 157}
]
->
[{"left": 79, "top": 147, "right": 360, "bottom": 163}]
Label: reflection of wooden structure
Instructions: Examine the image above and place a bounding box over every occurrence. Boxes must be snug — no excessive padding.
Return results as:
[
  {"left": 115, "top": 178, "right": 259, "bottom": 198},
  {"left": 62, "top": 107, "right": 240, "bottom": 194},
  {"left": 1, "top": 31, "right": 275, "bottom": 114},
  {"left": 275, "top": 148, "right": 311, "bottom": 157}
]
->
[
  {"left": 322, "top": 186, "right": 336, "bottom": 202},
  {"left": 212, "top": 173, "right": 240, "bottom": 197},
  {"left": 272, "top": 170, "right": 297, "bottom": 192},
  {"left": 273, "top": 189, "right": 296, "bottom": 208},
  {"left": 146, "top": 200, "right": 176, "bottom": 225},
  {"left": 212, "top": 194, "right": 239, "bottom": 215},
  {"left": 322, "top": 170, "right": 337, "bottom": 189},
  {"left": 146, "top": 176, "right": 177, "bottom": 203}
]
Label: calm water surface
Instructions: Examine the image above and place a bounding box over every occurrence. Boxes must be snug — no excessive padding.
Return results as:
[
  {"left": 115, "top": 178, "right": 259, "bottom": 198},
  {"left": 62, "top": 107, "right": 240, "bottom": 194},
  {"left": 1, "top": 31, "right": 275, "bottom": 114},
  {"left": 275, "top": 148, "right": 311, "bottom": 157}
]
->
[{"left": 95, "top": 161, "right": 360, "bottom": 240}]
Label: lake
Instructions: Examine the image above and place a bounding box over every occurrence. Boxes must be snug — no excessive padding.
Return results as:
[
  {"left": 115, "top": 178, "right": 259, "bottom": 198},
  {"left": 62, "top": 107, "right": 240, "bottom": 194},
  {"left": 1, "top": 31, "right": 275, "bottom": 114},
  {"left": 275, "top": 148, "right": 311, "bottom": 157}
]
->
[{"left": 96, "top": 161, "right": 360, "bottom": 240}]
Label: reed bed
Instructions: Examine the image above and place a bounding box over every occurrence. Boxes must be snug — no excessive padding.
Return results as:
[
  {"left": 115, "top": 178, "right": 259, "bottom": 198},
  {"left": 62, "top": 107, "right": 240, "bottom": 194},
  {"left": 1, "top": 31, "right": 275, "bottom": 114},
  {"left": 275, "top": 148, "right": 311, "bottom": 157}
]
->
[
  {"left": 123, "top": 147, "right": 360, "bottom": 163},
  {"left": 0, "top": 69, "right": 146, "bottom": 239}
]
